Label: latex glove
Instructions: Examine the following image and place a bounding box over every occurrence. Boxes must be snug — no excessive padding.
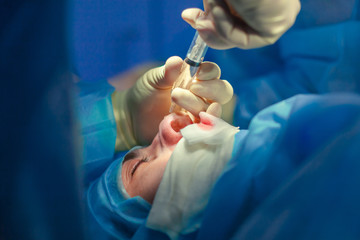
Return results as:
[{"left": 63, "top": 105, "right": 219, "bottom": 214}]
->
[
  {"left": 182, "top": 0, "right": 301, "bottom": 49},
  {"left": 112, "top": 56, "right": 233, "bottom": 151},
  {"left": 171, "top": 61, "right": 233, "bottom": 119}
]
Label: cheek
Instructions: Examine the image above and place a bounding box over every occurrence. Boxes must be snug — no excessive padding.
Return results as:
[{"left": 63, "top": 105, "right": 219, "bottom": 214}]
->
[{"left": 131, "top": 157, "right": 169, "bottom": 204}]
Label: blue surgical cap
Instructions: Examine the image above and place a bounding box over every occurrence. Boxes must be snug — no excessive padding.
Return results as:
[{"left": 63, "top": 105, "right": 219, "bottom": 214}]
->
[{"left": 86, "top": 147, "right": 151, "bottom": 239}]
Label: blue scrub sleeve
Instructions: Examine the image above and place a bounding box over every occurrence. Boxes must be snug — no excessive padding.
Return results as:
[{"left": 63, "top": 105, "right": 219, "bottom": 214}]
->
[
  {"left": 75, "top": 81, "right": 117, "bottom": 184},
  {"left": 231, "top": 21, "right": 360, "bottom": 128}
]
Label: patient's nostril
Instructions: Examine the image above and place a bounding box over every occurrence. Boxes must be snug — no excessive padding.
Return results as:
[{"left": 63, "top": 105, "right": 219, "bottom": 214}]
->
[
  {"left": 171, "top": 121, "right": 185, "bottom": 132},
  {"left": 170, "top": 115, "right": 193, "bottom": 132}
]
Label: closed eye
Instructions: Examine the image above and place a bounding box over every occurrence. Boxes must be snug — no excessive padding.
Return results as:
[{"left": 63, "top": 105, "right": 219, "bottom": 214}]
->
[{"left": 131, "top": 157, "right": 149, "bottom": 176}]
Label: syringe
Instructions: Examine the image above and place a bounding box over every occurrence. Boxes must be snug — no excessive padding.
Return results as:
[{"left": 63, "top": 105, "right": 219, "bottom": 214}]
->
[{"left": 169, "top": 31, "right": 208, "bottom": 113}]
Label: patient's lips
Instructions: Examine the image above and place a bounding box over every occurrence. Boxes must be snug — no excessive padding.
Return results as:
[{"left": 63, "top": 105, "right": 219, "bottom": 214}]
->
[{"left": 159, "top": 113, "right": 193, "bottom": 146}]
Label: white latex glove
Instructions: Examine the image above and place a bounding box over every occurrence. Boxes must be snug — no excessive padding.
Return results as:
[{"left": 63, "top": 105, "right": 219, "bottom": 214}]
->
[
  {"left": 111, "top": 56, "right": 233, "bottom": 150},
  {"left": 171, "top": 61, "right": 233, "bottom": 119},
  {"left": 182, "top": 0, "right": 301, "bottom": 50}
]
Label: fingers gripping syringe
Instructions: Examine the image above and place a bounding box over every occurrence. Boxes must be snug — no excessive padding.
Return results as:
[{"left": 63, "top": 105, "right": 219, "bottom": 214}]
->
[{"left": 169, "top": 31, "right": 208, "bottom": 113}]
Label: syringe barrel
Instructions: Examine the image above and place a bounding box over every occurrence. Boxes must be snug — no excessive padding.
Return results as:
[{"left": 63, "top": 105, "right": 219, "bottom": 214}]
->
[
  {"left": 169, "top": 31, "right": 208, "bottom": 114},
  {"left": 185, "top": 32, "right": 208, "bottom": 66}
]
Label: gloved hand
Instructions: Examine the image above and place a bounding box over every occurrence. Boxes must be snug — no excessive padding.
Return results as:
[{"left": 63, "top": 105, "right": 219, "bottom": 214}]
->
[
  {"left": 112, "top": 56, "right": 233, "bottom": 151},
  {"left": 171, "top": 60, "right": 233, "bottom": 119},
  {"left": 182, "top": 0, "right": 301, "bottom": 49}
]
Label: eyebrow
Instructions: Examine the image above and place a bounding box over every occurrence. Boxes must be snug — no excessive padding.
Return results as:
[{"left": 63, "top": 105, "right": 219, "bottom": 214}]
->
[{"left": 123, "top": 148, "right": 143, "bottom": 163}]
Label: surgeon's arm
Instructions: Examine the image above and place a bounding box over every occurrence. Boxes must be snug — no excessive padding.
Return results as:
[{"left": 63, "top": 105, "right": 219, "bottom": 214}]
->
[
  {"left": 112, "top": 56, "right": 233, "bottom": 151},
  {"left": 182, "top": 0, "right": 301, "bottom": 50}
]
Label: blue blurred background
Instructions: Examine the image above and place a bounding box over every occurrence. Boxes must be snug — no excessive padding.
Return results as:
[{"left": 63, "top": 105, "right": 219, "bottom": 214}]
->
[
  {"left": 70, "top": 0, "right": 284, "bottom": 100},
  {"left": 71, "top": 0, "right": 202, "bottom": 82}
]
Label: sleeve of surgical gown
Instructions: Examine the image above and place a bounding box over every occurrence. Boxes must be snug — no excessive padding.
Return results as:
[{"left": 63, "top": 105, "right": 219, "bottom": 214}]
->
[
  {"left": 222, "top": 16, "right": 360, "bottom": 128},
  {"left": 196, "top": 93, "right": 360, "bottom": 240},
  {"left": 75, "top": 81, "right": 117, "bottom": 184}
]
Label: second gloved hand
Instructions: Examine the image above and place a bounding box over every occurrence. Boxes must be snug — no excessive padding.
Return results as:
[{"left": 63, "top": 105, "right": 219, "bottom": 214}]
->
[
  {"left": 182, "top": 0, "right": 301, "bottom": 49},
  {"left": 112, "top": 56, "right": 233, "bottom": 150},
  {"left": 170, "top": 61, "right": 233, "bottom": 119}
]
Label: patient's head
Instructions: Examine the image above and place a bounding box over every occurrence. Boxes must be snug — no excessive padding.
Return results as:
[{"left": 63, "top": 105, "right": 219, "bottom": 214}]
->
[{"left": 121, "top": 113, "right": 192, "bottom": 203}]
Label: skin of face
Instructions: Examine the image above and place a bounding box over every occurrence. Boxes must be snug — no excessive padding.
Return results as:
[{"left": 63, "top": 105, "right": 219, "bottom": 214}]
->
[{"left": 121, "top": 113, "right": 192, "bottom": 204}]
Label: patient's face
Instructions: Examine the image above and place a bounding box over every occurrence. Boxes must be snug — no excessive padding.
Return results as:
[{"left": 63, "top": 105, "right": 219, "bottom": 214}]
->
[{"left": 121, "top": 113, "right": 192, "bottom": 203}]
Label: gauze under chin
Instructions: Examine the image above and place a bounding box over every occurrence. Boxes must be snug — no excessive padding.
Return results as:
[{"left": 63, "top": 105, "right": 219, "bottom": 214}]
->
[{"left": 146, "top": 112, "right": 240, "bottom": 240}]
